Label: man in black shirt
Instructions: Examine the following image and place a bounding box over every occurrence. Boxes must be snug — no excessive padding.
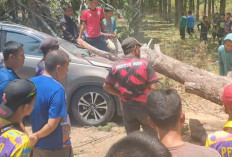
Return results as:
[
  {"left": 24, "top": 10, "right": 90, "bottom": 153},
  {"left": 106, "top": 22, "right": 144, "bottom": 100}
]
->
[
  {"left": 103, "top": 37, "right": 159, "bottom": 135},
  {"left": 60, "top": 5, "right": 79, "bottom": 44},
  {"left": 218, "top": 13, "right": 226, "bottom": 45},
  {"left": 197, "top": 15, "right": 210, "bottom": 42}
]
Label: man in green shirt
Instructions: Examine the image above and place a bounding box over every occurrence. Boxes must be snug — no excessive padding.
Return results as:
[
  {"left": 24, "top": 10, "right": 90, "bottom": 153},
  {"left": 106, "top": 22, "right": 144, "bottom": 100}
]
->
[
  {"left": 180, "top": 12, "right": 187, "bottom": 40},
  {"left": 219, "top": 33, "right": 232, "bottom": 76}
]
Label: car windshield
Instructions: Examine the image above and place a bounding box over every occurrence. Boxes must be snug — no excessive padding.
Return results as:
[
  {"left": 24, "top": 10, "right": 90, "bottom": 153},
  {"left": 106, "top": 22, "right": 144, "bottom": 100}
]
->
[
  {"left": 57, "top": 38, "right": 90, "bottom": 56},
  {"left": 39, "top": 31, "right": 89, "bottom": 57}
]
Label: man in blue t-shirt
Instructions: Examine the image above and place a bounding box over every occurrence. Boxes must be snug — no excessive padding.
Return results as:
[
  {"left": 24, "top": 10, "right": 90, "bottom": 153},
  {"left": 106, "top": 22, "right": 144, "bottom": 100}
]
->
[
  {"left": 187, "top": 10, "right": 195, "bottom": 38},
  {"left": 29, "top": 50, "right": 73, "bottom": 157},
  {"left": 0, "top": 41, "right": 24, "bottom": 103}
]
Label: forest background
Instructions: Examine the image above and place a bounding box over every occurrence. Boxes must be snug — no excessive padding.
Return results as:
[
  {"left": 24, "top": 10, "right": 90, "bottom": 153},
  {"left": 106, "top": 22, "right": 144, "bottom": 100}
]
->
[
  {"left": 1, "top": 1, "right": 232, "bottom": 156},
  {"left": 0, "top": 0, "right": 230, "bottom": 40}
]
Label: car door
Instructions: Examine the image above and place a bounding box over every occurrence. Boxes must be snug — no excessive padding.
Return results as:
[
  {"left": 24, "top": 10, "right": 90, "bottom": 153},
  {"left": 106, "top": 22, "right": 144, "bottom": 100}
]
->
[{"left": 2, "top": 29, "right": 43, "bottom": 79}]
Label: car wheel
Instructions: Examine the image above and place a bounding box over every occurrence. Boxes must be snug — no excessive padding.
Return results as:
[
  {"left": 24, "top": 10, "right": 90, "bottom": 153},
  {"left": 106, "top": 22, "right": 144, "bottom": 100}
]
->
[{"left": 71, "top": 86, "right": 115, "bottom": 126}]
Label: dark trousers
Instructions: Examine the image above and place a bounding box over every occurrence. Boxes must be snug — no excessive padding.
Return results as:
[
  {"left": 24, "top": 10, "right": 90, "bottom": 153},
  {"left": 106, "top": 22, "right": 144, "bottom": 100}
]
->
[
  {"left": 180, "top": 28, "right": 185, "bottom": 39},
  {"left": 218, "top": 33, "right": 225, "bottom": 45},
  {"left": 85, "top": 36, "right": 109, "bottom": 52},
  {"left": 200, "top": 32, "right": 208, "bottom": 41},
  {"left": 122, "top": 101, "right": 156, "bottom": 136},
  {"left": 187, "top": 28, "right": 194, "bottom": 36},
  {"left": 32, "top": 147, "right": 74, "bottom": 157}
]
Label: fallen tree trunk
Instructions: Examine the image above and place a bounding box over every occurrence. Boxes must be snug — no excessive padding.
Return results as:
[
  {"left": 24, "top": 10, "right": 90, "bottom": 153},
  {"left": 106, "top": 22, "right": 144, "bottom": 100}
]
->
[
  {"left": 78, "top": 39, "right": 121, "bottom": 61},
  {"left": 145, "top": 44, "right": 232, "bottom": 105},
  {"left": 78, "top": 40, "right": 232, "bottom": 105}
]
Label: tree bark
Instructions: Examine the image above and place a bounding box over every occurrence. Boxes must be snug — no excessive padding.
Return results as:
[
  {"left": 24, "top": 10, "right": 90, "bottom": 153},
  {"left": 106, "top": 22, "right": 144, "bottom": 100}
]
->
[
  {"left": 175, "top": 0, "right": 179, "bottom": 27},
  {"left": 179, "top": 0, "right": 183, "bottom": 13},
  {"left": 208, "top": 0, "right": 212, "bottom": 20},
  {"left": 17, "top": 0, "right": 57, "bottom": 36},
  {"left": 204, "top": 0, "right": 207, "bottom": 15},
  {"left": 212, "top": 0, "right": 215, "bottom": 16},
  {"left": 183, "top": 0, "right": 187, "bottom": 14},
  {"left": 192, "top": 0, "right": 195, "bottom": 12},
  {"left": 220, "top": 0, "right": 226, "bottom": 14},
  {"left": 159, "top": 0, "right": 163, "bottom": 18},
  {"left": 167, "top": 0, "right": 172, "bottom": 23},
  {"left": 163, "top": 0, "right": 168, "bottom": 20},
  {"left": 78, "top": 32, "right": 232, "bottom": 105},
  {"left": 78, "top": 0, "right": 84, "bottom": 24},
  {"left": 189, "top": 0, "right": 193, "bottom": 12},
  {"left": 26, "top": 0, "right": 37, "bottom": 27},
  {"left": 12, "top": 0, "right": 19, "bottom": 23},
  {"left": 145, "top": 44, "right": 231, "bottom": 105},
  {"left": 78, "top": 39, "right": 231, "bottom": 105},
  {"left": 196, "top": 0, "right": 200, "bottom": 21},
  {"left": 77, "top": 39, "right": 121, "bottom": 61}
]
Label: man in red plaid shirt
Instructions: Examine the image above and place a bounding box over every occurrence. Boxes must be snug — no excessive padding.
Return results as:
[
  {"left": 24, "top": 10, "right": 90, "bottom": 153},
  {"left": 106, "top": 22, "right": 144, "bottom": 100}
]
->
[{"left": 103, "top": 37, "right": 159, "bottom": 134}]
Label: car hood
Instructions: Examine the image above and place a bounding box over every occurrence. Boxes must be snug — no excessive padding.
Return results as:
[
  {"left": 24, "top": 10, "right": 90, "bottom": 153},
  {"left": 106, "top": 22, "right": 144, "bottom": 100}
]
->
[{"left": 83, "top": 56, "right": 113, "bottom": 68}]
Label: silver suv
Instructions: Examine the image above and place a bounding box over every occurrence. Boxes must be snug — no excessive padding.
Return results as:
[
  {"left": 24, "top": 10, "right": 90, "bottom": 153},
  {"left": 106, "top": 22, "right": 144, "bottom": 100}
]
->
[{"left": 0, "top": 22, "right": 121, "bottom": 126}]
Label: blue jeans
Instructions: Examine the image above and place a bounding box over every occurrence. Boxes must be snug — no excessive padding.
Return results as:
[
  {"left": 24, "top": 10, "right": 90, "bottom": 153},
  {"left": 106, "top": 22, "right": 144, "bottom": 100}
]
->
[{"left": 85, "top": 36, "right": 109, "bottom": 52}]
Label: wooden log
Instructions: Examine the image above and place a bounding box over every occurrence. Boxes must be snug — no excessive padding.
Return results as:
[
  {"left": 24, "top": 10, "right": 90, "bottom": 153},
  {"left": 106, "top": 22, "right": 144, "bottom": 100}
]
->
[
  {"left": 77, "top": 39, "right": 121, "bottom": 61},
  {"left": 146, "top": 44, "right": 232, "bottom": 105},
  {"left": 78, "top": 39, "right": 232, "bottom": 105}
]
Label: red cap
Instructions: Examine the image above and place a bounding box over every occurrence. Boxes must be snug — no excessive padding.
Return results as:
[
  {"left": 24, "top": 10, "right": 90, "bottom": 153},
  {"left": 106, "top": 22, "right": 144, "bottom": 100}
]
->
[{"left": 222, "top": 84, "right": 232, "bottom": 108}]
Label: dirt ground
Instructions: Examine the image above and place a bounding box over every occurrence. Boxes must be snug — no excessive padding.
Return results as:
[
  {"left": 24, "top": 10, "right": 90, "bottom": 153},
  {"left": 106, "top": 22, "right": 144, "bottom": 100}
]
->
[
  {"left": 25, "top": 85, "right": 227, "bottom": 157},
  {"left": 69, "top": 18, "right": 226, "bottom": 157},
  {"left": 28, "top": 18, "right": 226, "bottom": 157},
  {"left": 42, "top": 17, "right": 225, "bottom": 157},
  {"left": 70, "top": 124, "right": 125, "bottom": 157},
  {"left": 66, "top": 81, "right": 228, "bottom": 157}
]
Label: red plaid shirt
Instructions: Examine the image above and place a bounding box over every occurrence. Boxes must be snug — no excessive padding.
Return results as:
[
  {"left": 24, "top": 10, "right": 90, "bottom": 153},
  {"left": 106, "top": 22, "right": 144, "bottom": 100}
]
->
[{"left": 105, "top": 57, "right": 158, "bottom": 103}]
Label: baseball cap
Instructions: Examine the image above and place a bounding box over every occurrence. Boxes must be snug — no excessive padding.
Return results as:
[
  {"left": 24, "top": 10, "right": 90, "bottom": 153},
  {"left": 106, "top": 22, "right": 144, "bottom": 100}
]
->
[
  {"left": 121, "top": 37, "right": 142, "bottom": 54},
  {"left": 224, "top": 33, "right": 232, "bottom": 42},
  {"left": 104, "top": 7, "right": 113, "bottom": 12},
  {"left": 40, "top": 38, "right": 59, "bottom": 54},
  {"left": 222, "top": 84, "right": 232, "bottom": 108},
  {"left": 0, "top": 79, "right": 37, "bottom": 119}
]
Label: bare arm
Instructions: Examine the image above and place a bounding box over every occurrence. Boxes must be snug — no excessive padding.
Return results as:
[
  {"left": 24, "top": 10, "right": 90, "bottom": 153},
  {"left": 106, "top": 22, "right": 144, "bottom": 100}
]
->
[
  {"left": 100, "top": 20, "right": 106, "bottom": 33},
  {"left": 113, "top": 31, "right": 117, "bottom": 37},
  {"left": 78, "top": 22, "right": 86, "bottom": 39},
  {"left": 149, "top": 83, "right": 159, "bottom": 90},
  {"left": 20, "top": 122, "right": 30, "bottom": 135},
  {"left": 103, "top": 83, "right": 120, "bottom": 96},
  {"left": 34, "top": 118, "right": 60, "bottom": 138},
  {"left": 29, "top": 118, "right": 61, "bottom": 145}
]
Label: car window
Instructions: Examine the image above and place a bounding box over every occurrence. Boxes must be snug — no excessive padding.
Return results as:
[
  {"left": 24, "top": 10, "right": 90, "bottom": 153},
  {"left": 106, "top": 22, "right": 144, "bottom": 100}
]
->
[
  {"left": 6, "top": 32, "right": 42, "bottom": 57},
  {"left": 57, "top": 38, "right": 89, "bottom": 56}
]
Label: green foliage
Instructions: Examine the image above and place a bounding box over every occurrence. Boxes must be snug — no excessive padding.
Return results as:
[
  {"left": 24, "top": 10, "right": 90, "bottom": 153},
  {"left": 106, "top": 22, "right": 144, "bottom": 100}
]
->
[
  {"left": 94, "top": 122, "right": 118, "bottom": 132},
  {"left": 143, "top": 15, "right": 219, "bottom": 74}
]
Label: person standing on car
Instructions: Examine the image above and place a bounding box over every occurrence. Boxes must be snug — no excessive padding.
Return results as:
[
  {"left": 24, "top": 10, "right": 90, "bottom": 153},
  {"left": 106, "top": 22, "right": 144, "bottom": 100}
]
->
[
  {"left": 102, "top": 7, "right": 123, "bottom": 54},
  {"left": 60, "top": 4, "right": 79, "bottom": 44},
  {"left": 103, "top": 37, "right": 159, "bottom": 135},
  {"left": 0, "top": 41, "right": 24, "bottom": 104},
  {"left": 29, "top": 50, "right": 73, "bottom": 157},
  {"left": 36, "top": 38, "right": 59, "bottom": 76},
  {"left": 0, "top": 79, "right": 37, "bottom": 157},
  {"left": 78, "top": 0, "right": 109, "bottom": 52}
]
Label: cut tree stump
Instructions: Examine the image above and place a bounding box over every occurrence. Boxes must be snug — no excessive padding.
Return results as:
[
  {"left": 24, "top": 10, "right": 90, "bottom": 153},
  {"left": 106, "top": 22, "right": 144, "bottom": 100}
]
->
[{"left": 78, "top": 40, "right": 232, "bottom": 105}]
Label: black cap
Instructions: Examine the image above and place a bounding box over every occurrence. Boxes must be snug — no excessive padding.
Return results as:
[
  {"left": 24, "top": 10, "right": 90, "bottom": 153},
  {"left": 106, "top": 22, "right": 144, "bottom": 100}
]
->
[
  {"left": 104, "top": 7, "right": 113, "bottom": 13},
  {"left": 121, "top": 37, "right": 142, "bottom": 55},
  {"left": 40, "top": 38, "right": 59, "bottom": 54},
  {"left": 0, "top": 79, "right": 36, "bottom": 118}
]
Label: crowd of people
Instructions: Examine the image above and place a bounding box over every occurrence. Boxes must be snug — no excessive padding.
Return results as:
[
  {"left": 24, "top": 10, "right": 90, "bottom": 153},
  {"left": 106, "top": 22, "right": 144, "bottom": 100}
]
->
[
  {"left": 1, "top": 0, "right": 232, "bottom": 156},
  {"left": 60, "top": 1, "right": 122, "bottom": 54},
  {"left": 179, "top": 11, "right": 232, "bottom": 45}
]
